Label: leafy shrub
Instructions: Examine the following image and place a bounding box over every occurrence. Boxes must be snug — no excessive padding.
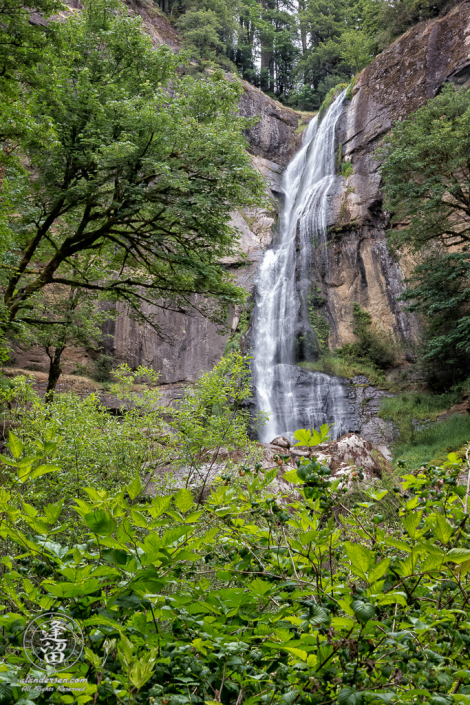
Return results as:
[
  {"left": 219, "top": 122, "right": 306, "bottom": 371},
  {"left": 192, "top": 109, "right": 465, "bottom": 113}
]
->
[
  {"left": 70, "top": 362, "right": 89, "bottom": 377},
  {"left": 0, "top": 353, "right": 260, "bottom": 519},
  {"left": 2, "top": 420, "right": 470, "bottom": 704},
  {"left": 300, "top": 355, "right": 388, "bottom": 387},
  {"left": 339, "top": 303, "right": 398, "bottom": 371},
  {"left": 92, "top": 354, "right": 115, "bottom": 383},
  {"left": 341, "top": 161, "right": 353, "bottom": 178}
]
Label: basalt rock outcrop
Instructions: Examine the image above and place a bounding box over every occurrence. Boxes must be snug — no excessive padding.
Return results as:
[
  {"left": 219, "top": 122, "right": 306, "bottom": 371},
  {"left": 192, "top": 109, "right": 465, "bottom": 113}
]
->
[{"left": 320, "top": 0, "right": 470, "bottom": 348}]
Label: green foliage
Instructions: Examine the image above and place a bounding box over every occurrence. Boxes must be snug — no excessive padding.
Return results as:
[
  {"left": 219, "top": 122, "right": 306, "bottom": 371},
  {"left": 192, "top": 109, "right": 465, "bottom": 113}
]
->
[
  {"left": 339, "top": 303, "right": 398, "bottom": 371},
  {"left": 389, "top": 413, "right": 470, "bottom": 468},
  {"left": 224, "top": 305, "right": 253, "bottom": 355},
  {"left": 318, "top": 82, "right": 349, "bottom": 122},
  {"left": 0, "top": 0, "right": 265, "bottom": 340},
  {"left": 379, "top": 390, "right": 464, "bottom": 459},
  {"left": 93, "top": 354, "right": 115, "bottom": 384},
  {"left": 0, "top": 352, "right": 258, "bottom": 516},
  {"left": 341, "top": 161, "right": 353, "bottom": 178},
  {"left": 379, "top": 391, "right": 458, "bottom": 434},
  {"left": 379, "top": 85, "right": 470, "bottom": 254},
  {"left": 300, "top": 355, "right": 388, "bottom": 387},
  {"left": 293, "top": 422, "right": 331, "bottom": 446},
  {"left": 375, "top": 0, "right": 453, "bottom": 50},
  {"left": 401, "top": 252, "right": 470, "bottom": 389},
  {"left": 3, "top": 416, "right": 470, "bottom": 704},
  {"left": 378, "top": 86, "right": 470, "bottom": 389},
  {"left": 307, "top": 286, "right": 330, "bottom": 354}
]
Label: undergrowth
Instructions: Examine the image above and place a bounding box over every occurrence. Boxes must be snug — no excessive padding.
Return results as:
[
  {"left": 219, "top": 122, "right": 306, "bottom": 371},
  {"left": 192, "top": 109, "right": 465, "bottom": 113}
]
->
[
  {"left": 318, "top": 82, "right": 348, "bottom": 122},
  {"left": 391, "top": 413, "right": 470, "bottom": 468},
  {"left": 299, "top": 354, "right": 389, "bottom": 388}
]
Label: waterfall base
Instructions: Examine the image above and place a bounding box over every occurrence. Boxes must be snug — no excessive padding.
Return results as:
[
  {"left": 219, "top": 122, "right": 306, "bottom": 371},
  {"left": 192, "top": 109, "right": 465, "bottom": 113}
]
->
[{"left": 261, "top": 363, "right": 361, "bottom": 442}]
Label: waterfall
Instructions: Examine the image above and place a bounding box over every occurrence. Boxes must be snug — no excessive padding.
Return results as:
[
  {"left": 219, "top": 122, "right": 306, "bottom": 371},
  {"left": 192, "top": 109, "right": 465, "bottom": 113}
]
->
[{"left": 252, "top": 90, "right": 359, "bottom": 443}]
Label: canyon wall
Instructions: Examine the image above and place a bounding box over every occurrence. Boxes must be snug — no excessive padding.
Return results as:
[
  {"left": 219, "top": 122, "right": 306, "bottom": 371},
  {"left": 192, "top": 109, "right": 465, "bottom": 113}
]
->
[
  {"left": 100, "top": 89, "right": 302, "bottom": 382},
  {"left": 17, "top": 0, "right": 470, "bottom": 385},
  {"left": 323, "top": 0, "right": 470, "bottom": 348}
]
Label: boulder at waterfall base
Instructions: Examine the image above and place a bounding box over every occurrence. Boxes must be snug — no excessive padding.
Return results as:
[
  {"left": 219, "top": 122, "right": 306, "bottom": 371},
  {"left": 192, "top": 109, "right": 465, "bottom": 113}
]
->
[{"left": 266, "top": 433, "right": 393, "bottom": 480}]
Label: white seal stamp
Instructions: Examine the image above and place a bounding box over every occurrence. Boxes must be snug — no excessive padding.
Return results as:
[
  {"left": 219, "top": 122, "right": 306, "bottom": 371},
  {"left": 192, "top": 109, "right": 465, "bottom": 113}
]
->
[{"left": 23, "top": 613, "right": 84, "bottom": 671}]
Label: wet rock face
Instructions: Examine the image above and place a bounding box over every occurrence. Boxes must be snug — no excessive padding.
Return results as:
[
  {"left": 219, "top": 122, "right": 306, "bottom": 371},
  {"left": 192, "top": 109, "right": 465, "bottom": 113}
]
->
[
  {"left": 101, "top": 156, "right": 282, "bottom": 384},
  {"left": 239, "top": 82, "right": 301, "bottom": 167},
  {"left": 323, "top": 0, "right": 470, "bottom": 347},
  {"left": 352, "top": 376, "right": 395, "bottom": 447}
]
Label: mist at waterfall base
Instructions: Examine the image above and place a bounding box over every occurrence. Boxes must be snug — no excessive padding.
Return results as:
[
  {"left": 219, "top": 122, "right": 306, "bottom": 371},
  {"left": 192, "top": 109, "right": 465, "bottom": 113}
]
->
[{"left": 252, "top": 91, "right": 360, "bottom": 443}]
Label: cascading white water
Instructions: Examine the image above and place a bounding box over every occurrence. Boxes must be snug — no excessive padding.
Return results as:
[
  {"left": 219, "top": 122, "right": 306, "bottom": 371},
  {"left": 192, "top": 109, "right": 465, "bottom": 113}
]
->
[{"left": 252, "top": 90, "right": 359, "bottom": 442}]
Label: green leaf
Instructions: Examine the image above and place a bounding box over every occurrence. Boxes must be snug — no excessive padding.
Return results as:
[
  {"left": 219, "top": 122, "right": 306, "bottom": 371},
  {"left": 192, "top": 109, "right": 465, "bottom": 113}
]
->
[
  {"left": 446, "top": 548, "right": 470, "bottom": 563},
  {"left": 129, "top": 647, "right": 158, "bottom": 688},
  {"left": 0, "top": 683, "right": 14, "bottom": 703},
  {"left": 338, "top": 687, "right": 363, "bottom": 705},
  {"left": 28, "top": 464, "right": 61, "bottom": 481},
  {"left": 293, "top": 428, "right": 312, "bottom": 446},
  {"left": 433, "top": 514, "right": 453, "bottom": 544},
  {"left": 148, "top": 495, "right": 173, "bottom": 518},
  {"left": 351, "top": 599, "right": 376, "bottom": 623},
  {"left": 161, "top": 526, "right": 191, "bottom": 548},
  {"left": 142, "top": 533, "right": 162, "bottom": 562},
  {"left": 385, "top": 536, "right": 411, "bottom": 553},
  {"left": 402, "top": 510, "right": 422, "bottom": 539},
  {"left": 368, "top": 558, "right": 391, "bottom": 585},
  {"left": 9, "top": 431, "right": 23, "bottom": 459},
  {"left": 127, "top": 471, "right": 142, "bottom": 500},
  {"left": 309, "top": 604, "right": 330, "bottom": 626},
  {"left": 43, "top": 578, "right": 102, "bottom": 597},
  {"left": 85, "top": 646, "right": 102, "bottom": 670},
  {"left": 283, "top": 469, "right": 302, "bottom": 484},
  {"left": 175, "top": 488, "right": 194, "bottom": 513},
  {"left": 248, "top": 578, "right": 272, "bottom": 596},
  {"left": 44, "top": 499, "right": 64, "bottom": 524},
  {"left": 376, "top": 592, "right": 407, "bottom": 607},
  {"left": 365, "top": 489, "right": 388, "bottom": 501},
  {"left": 22, "top": 502, "right": 38, "bottom": 518},
  {"left": 283, "top": 647, "right": 308, "bottom": 661},
  {"left": 365, "top": 693, "right": 395, "bottom": 704},
  {"left": 344, "top": 541, "right": 374, "bottom": 578},
  {"left": 84, "top": 509, "right": 117, "bottom": 536},
  {"left": 102, "top": 548, "right": 129, "bottom": 566}
]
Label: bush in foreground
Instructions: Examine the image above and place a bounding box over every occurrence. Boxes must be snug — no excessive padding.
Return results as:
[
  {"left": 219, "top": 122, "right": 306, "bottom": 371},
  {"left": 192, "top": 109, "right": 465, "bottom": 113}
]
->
[{"left": 1, "top": 421, "right": 470, "bottom": 704}]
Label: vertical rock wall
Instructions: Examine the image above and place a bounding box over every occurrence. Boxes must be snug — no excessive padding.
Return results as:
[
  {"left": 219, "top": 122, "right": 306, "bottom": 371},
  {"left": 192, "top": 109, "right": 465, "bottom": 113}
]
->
[{"left": 322, "top": 0, "right": 470, "bottom": 348}]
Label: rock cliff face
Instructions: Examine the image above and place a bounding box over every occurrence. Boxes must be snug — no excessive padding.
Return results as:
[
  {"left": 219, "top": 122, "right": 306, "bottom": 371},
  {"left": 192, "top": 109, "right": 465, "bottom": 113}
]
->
[
  {"left": 17, "top": 1, "right": 470, "bottom": 392},
  {"left": 101, "top": 82, "right": 303, "bottom": 383},
  {"left": 110, "top": 0, "right": 470, "bottom": 380},
  {"left": 323, "top": 0, "right": 470, "bottom": 347},
  {"left": 101, "top": 155, "right": 283, "bottom": 383}
]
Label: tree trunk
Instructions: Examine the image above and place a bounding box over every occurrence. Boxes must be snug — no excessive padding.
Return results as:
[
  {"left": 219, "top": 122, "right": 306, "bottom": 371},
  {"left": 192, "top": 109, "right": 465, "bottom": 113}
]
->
[
  {"left": 45, "top": 346, "right": 65, "bottom": 402},
  {"left": 298, "top": 0, "right": 307, "bottom": 54}
]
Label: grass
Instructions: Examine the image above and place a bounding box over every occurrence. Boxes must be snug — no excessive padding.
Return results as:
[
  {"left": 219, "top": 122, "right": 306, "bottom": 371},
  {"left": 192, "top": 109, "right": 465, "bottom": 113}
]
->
[
  {"left": 378, "top": 390, "right": 470, "bottom": 468},
  {"left": 392, "top": 413, "right": 470, "bottom": 468},
  {"left": 299, "top": 354, "right": 389, "bottom": 388},
  {"left": 379, "top": 391, "right": 458, "bottom": 425}
]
